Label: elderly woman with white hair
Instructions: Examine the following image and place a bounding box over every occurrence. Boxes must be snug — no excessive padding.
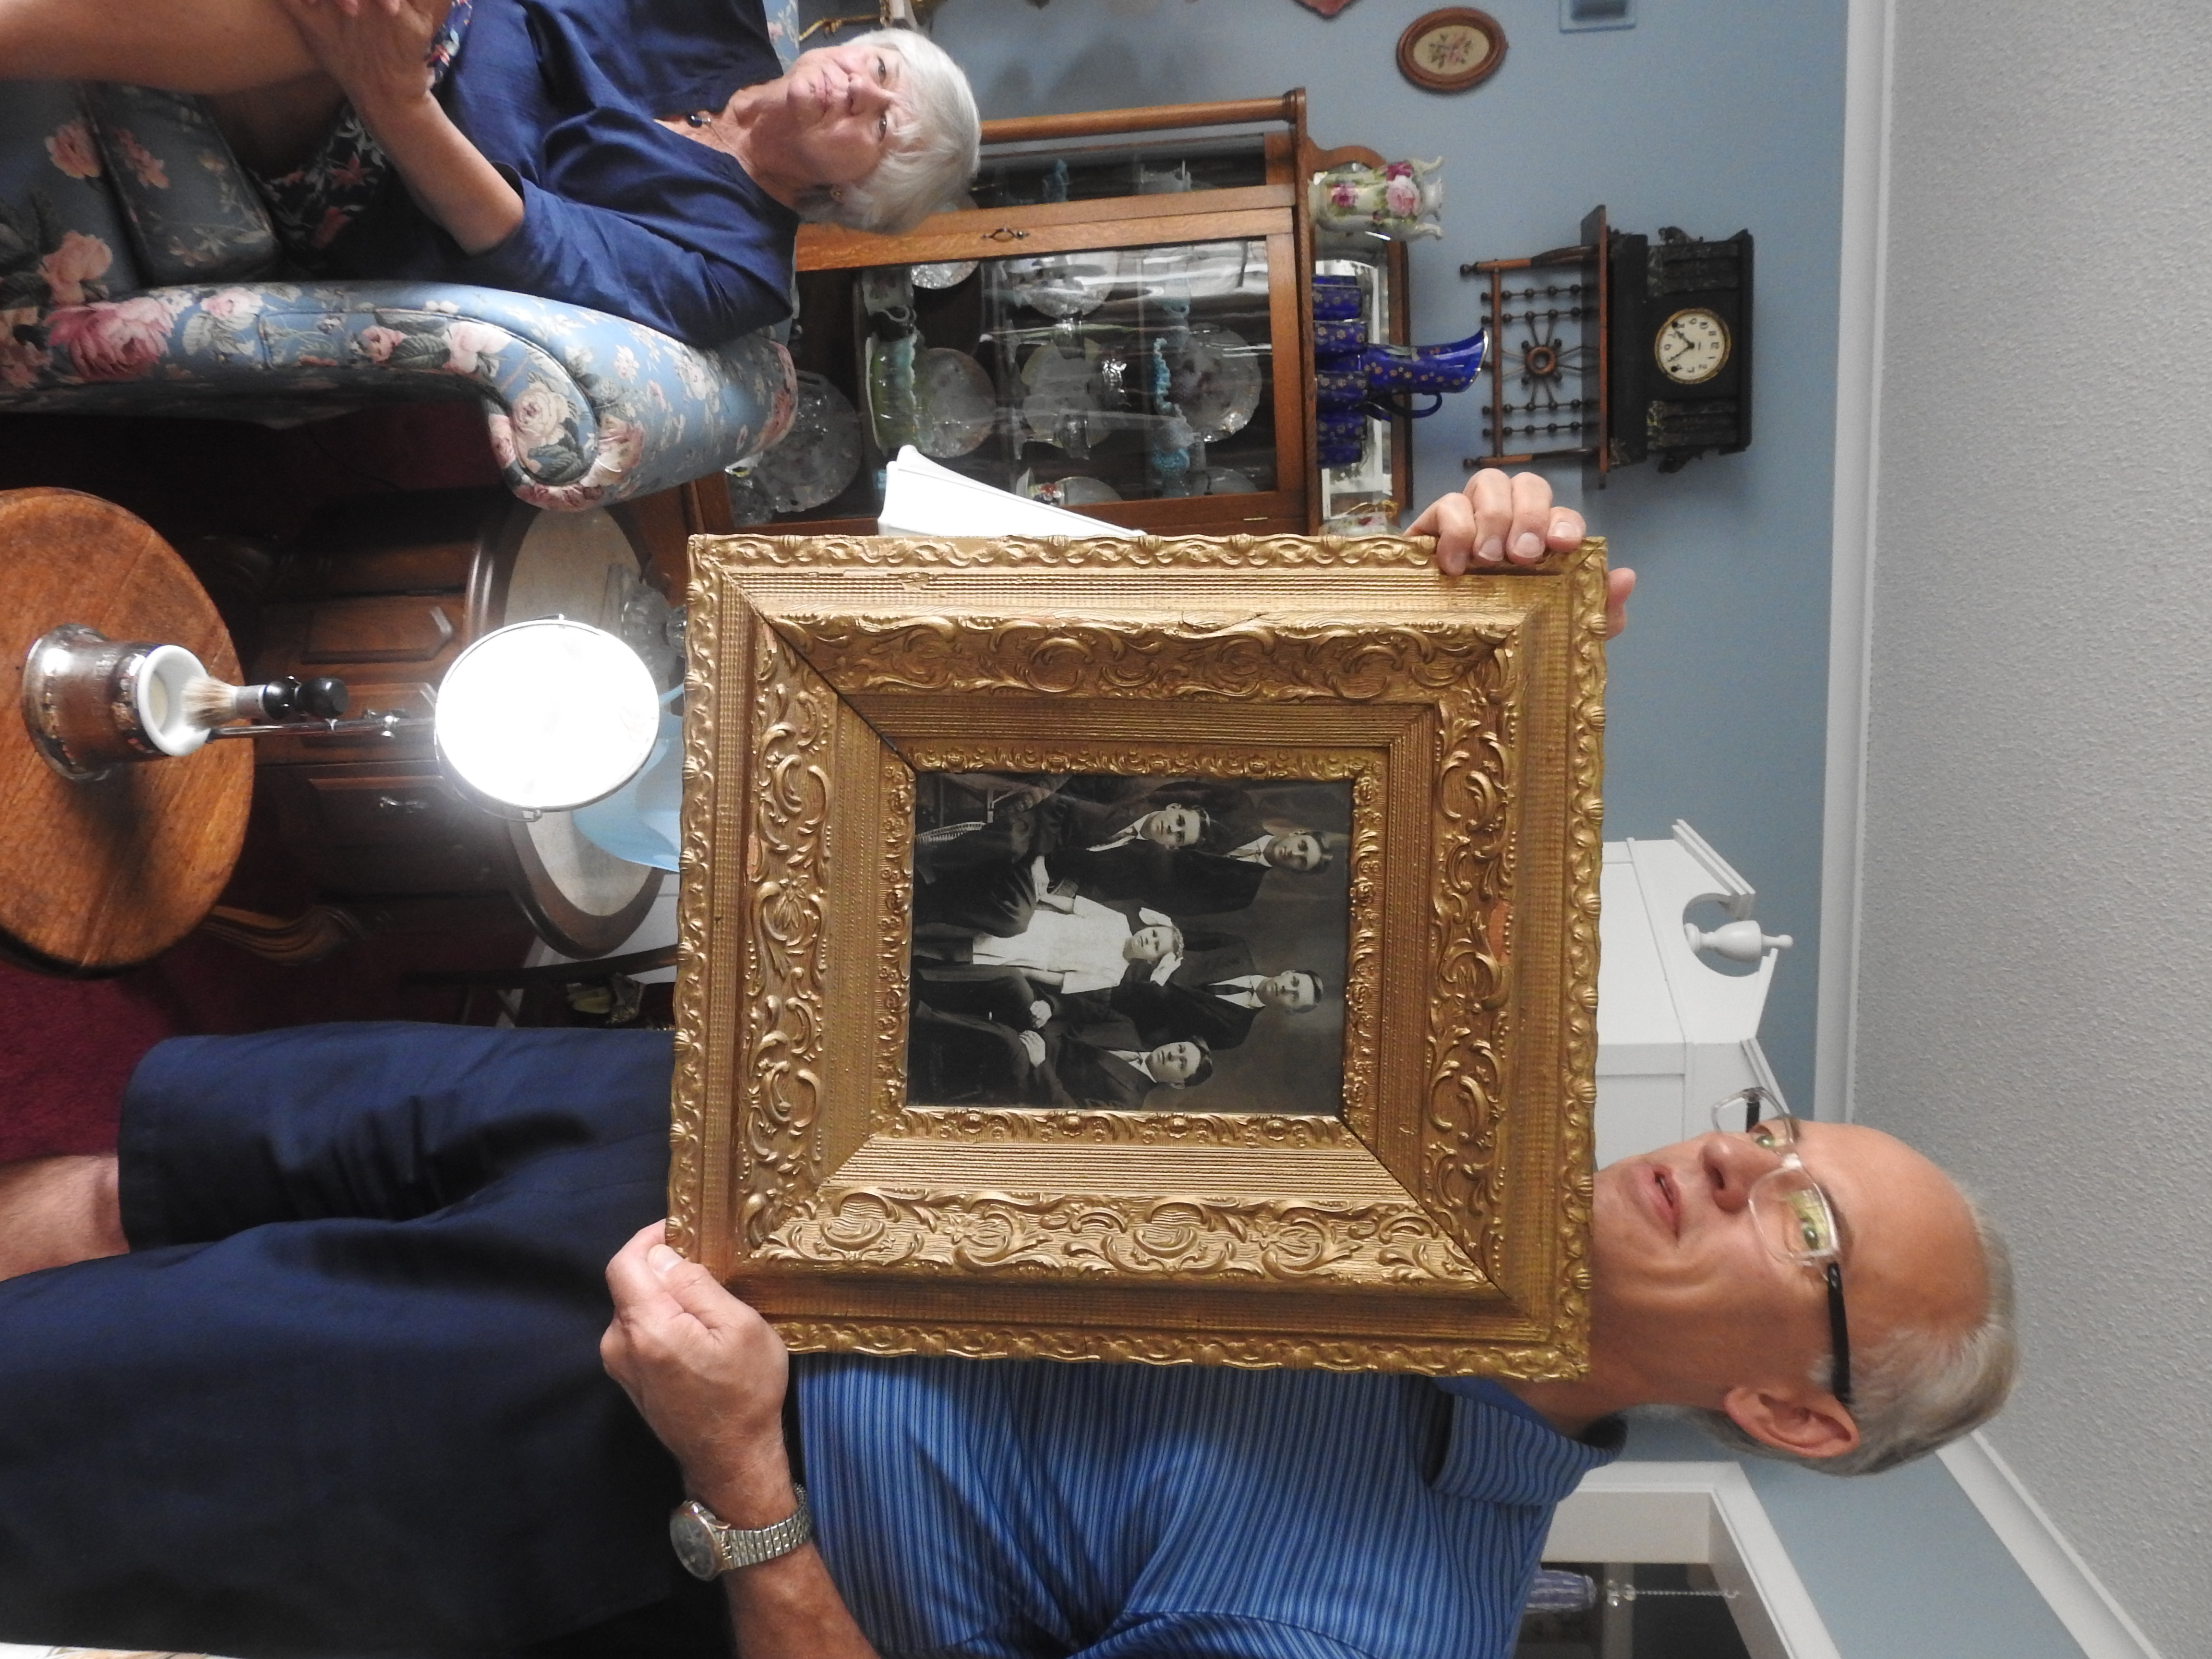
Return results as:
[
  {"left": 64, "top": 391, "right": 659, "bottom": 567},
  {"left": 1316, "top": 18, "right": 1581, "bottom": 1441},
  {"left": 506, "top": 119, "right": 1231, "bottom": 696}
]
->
[{"left": 0, "top": 0, "right": 981, "bottom": 346}]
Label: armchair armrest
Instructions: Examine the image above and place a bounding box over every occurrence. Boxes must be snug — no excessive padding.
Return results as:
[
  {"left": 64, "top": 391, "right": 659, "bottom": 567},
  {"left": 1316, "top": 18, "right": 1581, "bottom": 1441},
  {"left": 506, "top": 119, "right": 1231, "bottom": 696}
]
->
[
  {"left": 397, "top": 282, "right": 800, "bottom": 507},
  {"left": 8, "top": 279, "right": 797, "bottom": 509}
]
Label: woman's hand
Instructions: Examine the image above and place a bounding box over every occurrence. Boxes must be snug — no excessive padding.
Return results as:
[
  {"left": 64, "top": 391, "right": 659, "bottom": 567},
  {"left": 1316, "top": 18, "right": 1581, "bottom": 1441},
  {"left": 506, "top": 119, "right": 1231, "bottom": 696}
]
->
[
  {"left": 1409, "top": 467, "right": 1635, "bottom": 638},
  {"left": 602, "top": 1221, "right": 797, "bottom": 1526},
  {"left": 270, "top": 0, "right": 522, "bottom": 253},
  {"left": 270, "top": 0, "right": 441, "bottom": 120}
]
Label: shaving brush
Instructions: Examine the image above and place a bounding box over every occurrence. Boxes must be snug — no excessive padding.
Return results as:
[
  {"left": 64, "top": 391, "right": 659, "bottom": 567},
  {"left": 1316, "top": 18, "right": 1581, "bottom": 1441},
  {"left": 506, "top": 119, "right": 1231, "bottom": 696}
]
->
[
  {"left": 22, "top": 624, "right": 363, "bottom": 783},
  {"left": 182, "top": 673, "right": 350, "bottom": 729}
]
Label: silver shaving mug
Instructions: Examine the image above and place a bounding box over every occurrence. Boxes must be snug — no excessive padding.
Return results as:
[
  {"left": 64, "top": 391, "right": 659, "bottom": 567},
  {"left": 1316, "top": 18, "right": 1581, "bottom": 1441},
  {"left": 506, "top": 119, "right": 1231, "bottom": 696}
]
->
[{"left": 20, "top": 625, "right": 212, "bottom": 782}]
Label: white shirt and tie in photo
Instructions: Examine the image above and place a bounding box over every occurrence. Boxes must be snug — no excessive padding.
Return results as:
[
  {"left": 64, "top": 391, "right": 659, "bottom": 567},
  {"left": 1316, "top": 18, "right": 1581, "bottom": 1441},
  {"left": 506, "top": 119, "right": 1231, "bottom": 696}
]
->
[
  {"left": 967, "top": 857, "right": 1179, "bottom": 993},
  {"left": 1200, "top": 974, "right": 1270, "bottom": 1008}
]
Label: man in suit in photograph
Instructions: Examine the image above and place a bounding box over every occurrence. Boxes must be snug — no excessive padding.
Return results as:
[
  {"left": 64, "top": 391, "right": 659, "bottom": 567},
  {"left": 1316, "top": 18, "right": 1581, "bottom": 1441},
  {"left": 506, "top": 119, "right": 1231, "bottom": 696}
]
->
[
  {"left": 1064, "top": 968, "right": 1325, "bottom": 1052},
  {"left": 905, "top": 993, "right": 1212, "bottom": 1112},
  {"left": 913, "top": 794, "right": 1224, "bottom": 937},
  {"left": 905, "top": 1002, "right": 1063, "bottom": 1108},
  {"left": 1029, "top": 786, "right": 1216, "bottom": 858},
  {"left": 1166, "top": 927, "right": 1257, "bottom": 992},
  {"left": 1043, "top": 830, "right": 1329, "bottom": 919},
  {"left": 1045, "top": 1021, "right": 1213, "bottom": 1111}
]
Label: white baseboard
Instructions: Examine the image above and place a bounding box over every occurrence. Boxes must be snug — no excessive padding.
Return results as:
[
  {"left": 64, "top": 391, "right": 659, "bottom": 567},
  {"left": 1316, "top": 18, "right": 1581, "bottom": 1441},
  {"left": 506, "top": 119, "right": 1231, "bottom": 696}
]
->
[{"left": 1937, "top": 1432, "right": 2164, "bottom": 1659}]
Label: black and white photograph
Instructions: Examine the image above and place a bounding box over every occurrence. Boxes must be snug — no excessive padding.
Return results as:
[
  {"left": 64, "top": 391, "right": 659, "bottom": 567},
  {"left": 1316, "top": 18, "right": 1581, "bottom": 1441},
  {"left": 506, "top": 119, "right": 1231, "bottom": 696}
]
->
[{"left": 906, "top": 770, "right": 1352, "bottom": 1114}]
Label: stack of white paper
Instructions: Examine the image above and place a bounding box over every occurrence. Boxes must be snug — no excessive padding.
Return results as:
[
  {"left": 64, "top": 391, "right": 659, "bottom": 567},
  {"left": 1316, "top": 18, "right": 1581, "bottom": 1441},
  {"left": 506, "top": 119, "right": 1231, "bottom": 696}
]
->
[{"left": 876, "top": 447, "right": 1142, "bottom": 539}]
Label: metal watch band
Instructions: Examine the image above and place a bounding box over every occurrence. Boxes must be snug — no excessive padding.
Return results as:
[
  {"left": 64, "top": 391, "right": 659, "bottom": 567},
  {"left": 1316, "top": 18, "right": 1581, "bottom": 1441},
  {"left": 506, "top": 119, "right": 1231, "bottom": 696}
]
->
[{"left": 671, "top": 1487, "right": 811, "bottom": 1578}]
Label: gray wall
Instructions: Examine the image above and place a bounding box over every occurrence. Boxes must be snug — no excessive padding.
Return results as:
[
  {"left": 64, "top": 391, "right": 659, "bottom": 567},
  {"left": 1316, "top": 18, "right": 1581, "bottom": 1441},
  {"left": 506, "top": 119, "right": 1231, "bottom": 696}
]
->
[
  {"left": 1853, "top": 2, "right": 2212, "bottom": 1651},
  {"left": 925, "top": 0, "right": 1848, "bottom": 1108}
]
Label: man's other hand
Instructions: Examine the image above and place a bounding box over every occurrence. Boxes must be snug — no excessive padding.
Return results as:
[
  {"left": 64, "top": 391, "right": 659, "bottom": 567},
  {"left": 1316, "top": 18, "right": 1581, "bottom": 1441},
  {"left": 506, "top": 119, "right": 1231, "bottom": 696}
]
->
[
  {"left": 602, "top": 1221, "right": 797, "bottom": 1526},
  {"left": 1408, "top": 467, "right": 1635, "bottom": 638}
]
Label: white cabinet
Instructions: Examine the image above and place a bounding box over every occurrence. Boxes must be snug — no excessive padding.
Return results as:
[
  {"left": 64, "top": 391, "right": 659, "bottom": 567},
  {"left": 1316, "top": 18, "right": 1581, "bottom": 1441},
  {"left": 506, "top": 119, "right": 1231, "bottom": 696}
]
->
[{"left": 1596, "top": 821, "right": 1792, "bottom": 1166}]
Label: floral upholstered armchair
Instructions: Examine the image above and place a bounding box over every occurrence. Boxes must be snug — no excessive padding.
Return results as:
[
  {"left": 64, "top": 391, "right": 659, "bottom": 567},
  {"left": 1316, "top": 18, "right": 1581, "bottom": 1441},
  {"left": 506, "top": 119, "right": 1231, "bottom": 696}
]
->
[{"left": 0, "top": 81, "right": 797, "bottom": 510}]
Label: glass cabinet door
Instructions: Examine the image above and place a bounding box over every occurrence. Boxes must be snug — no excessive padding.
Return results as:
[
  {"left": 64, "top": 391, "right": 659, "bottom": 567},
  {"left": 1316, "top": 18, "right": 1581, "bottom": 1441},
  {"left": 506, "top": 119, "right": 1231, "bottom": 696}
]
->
[
  {"left": 736, "top": 236, "right": 1283, "bottom": 527},
  {"left": 965, "top": 131, "right": 1273, "bottom": 208}
]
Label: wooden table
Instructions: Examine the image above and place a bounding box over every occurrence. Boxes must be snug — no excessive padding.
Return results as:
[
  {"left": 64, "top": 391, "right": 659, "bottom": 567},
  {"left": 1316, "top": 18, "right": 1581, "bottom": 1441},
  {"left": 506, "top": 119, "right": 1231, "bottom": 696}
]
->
[{"left": 0, "top": 489, "right": 253, "bottom": 974}]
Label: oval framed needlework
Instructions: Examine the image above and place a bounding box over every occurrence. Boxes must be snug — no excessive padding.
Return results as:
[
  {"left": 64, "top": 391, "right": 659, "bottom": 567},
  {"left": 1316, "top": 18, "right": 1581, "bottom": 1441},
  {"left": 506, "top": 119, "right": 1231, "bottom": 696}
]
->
[{"left": 1396, "top": 8, "right": 1508, "bottom": 94}]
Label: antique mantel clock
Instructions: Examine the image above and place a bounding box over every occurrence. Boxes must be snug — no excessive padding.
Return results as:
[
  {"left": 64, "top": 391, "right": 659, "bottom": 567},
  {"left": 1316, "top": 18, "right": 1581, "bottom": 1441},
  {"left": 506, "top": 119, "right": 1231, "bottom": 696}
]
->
[
  {"left": 1608, "top": 223, "right": 1753, "bottom": 474},
  {"left": 1461, "top": 209, "right": 1754, "bottom": 484}
]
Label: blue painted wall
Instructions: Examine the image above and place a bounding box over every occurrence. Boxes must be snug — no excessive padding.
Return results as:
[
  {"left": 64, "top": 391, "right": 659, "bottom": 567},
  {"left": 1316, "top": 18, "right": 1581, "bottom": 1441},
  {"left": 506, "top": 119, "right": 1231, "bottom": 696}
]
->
[
  {"left": 1620, "top": 1416, "right": 2086, "bottom": 1658},
  {"left": 926, "top": 0, "right": 1847, "bottom": 1107}
]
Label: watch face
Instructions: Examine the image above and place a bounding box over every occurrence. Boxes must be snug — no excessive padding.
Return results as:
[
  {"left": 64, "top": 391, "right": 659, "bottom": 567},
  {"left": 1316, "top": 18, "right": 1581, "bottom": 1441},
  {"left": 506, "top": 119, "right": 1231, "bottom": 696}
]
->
[
  {"left": 1655, "top": 307, "right": 1730, "bottom": 385},
  {"left": 669, "top": 1506, "right": 725, "bottom": 1580}
]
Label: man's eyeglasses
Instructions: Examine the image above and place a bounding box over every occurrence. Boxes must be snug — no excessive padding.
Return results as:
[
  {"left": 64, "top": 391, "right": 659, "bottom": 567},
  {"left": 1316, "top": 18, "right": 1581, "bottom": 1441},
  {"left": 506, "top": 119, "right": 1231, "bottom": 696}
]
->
[{"left": 1709, "top": 1088, "right": 1853, "bottom": 1407}]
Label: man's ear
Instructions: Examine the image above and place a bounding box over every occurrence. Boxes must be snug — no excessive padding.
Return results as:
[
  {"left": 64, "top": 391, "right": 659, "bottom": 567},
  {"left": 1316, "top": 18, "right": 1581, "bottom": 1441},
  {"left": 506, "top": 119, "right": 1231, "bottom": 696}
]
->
[{"left": 1719, "top": 1384, "right": 1860, "bottom": 1460}]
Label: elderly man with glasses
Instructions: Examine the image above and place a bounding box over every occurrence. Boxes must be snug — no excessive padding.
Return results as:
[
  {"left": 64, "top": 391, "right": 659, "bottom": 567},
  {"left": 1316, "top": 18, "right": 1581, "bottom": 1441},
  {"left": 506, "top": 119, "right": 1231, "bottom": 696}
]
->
[
  {"left": 1497, "top": 1086, "right": 2013, "bottom": 1472},
  {"left": 0, "top": 476, "right": 2004, "bottom": 1659},
  {"left": 0, "top": 1040, "right": 2012, "bottom": 1659}
]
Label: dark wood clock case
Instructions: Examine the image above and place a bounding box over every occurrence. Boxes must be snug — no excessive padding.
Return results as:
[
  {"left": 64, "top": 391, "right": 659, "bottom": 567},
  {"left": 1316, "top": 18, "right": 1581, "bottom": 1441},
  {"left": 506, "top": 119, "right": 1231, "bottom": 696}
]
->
[{"left": 1607, "top": 225, "right": 1754, "bottom": 474}]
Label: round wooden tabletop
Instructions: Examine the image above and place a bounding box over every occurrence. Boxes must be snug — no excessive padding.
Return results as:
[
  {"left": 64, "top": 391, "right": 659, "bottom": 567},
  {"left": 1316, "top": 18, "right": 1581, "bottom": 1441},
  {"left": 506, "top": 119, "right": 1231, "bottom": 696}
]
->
[{"left": 0, "top": 488, "right": 253, "bottom": 974}]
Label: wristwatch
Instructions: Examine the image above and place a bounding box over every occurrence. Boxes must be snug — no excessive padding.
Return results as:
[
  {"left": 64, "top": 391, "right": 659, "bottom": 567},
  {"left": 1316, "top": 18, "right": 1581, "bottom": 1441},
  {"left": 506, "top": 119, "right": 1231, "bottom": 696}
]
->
[{"left": 668, "top": 1487, "right": 812, "bottom": 1580}]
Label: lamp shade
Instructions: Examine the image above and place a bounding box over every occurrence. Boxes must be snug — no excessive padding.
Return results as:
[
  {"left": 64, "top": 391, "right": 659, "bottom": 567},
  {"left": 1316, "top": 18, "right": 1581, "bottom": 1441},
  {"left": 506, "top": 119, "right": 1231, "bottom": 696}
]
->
[{"left": 434, "top": 619, "right": 659, "bottom": 813}]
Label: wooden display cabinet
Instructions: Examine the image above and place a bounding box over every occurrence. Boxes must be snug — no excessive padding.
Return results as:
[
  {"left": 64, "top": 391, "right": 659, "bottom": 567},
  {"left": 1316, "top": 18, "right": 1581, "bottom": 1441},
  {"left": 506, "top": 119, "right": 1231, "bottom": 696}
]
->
[{"left": 685, "top": 92, "right": 1411, "bottom": 540}]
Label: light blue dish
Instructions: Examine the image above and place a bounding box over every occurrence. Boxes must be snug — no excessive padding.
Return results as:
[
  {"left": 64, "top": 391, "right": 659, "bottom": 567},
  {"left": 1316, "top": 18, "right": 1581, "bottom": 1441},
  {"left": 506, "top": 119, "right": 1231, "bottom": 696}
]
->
[{"left": 573, "top": 704, "right": 683, "bottom": 872}]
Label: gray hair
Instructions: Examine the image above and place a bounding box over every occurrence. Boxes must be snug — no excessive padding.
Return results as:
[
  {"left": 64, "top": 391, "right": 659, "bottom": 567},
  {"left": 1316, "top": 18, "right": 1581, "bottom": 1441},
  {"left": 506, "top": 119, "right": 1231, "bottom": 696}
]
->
[
  {"left": 796, "top": 29, "right": 979, "bottom": 234},
  {"left": 1689, "top": 1192, "right": 2018, "bottom": 1477}
]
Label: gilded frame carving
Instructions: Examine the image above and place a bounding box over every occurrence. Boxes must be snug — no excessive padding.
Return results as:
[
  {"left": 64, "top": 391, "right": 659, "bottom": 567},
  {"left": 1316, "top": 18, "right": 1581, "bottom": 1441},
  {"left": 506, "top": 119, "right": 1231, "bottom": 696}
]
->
[{"left": 670, "top": 532, "right": 1607, "bottom": 1378}]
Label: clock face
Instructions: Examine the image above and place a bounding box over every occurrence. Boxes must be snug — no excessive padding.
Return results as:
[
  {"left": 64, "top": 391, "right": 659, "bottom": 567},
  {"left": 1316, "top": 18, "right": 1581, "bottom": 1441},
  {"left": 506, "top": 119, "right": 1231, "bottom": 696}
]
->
[
  {"left": 669, "top": 1506, "right": 725, "bottom": 1580},
  {"left": 1655, "top": 307, "right": 1730, "bottom": 385}
]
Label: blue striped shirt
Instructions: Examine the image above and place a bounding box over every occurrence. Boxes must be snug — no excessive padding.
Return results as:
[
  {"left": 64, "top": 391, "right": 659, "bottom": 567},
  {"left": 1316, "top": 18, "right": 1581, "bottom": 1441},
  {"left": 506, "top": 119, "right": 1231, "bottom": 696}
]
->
[{"left": 795, "top": 1357, "right": 1621, "bottom": 1659}]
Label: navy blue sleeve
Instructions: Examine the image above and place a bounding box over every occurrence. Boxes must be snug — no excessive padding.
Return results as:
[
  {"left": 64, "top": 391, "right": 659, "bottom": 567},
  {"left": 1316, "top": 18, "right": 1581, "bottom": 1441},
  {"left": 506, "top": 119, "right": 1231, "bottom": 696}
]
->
[
  {"left": 415, "top": 0, "right": 797, "bottom": 341},
  {"left": 457, "top": 169, "right": 791, "bottom": 345}
]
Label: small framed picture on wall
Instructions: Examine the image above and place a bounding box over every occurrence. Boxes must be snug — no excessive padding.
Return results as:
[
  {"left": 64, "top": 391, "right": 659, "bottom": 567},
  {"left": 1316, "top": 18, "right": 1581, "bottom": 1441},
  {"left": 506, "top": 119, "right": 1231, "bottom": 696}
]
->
[{"left": 1397, "top": 8, "right": 1508, "bottom": 94}]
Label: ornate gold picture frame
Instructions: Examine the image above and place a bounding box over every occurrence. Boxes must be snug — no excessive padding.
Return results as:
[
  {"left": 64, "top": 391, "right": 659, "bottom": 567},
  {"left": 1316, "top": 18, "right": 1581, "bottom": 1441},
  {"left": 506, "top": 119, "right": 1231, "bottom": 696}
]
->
[{"left": 669, "top": 532, "right": 1607, "bottom": 1379}]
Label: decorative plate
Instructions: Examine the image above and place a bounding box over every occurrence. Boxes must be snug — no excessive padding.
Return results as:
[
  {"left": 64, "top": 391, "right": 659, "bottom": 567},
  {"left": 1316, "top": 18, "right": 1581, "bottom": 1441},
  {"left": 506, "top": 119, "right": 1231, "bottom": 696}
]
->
[
  {"left": 1160, "top": 326, "right": 1263, "bottom": 441},
  {"left": 911, "top": 259, "right": 979, "bottom": 290},
  {"left": 913, "top": 348, "right": 997, "bottom": 458},
  {"left": 1001, "top": 253, "right": 1114, "bottom": 320},
  {"left": 746, "top": 371, "right": 862, "bottom": 512},
  {"left": 1020, "top": 342, "right": 1106, "bottom": 449}
]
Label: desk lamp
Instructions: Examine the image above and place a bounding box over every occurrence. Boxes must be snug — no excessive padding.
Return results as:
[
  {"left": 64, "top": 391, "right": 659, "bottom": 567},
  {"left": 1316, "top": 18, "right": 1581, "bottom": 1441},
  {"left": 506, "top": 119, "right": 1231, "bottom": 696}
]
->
[{"left": 22, "top": 617, "right": 661, "bottom": 820}]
